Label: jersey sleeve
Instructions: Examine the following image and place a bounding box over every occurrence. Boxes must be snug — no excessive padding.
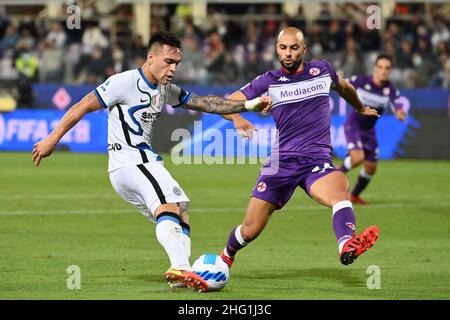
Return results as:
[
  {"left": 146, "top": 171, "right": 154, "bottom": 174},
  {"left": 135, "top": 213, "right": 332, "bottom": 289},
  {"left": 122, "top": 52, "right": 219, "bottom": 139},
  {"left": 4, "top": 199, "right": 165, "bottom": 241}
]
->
[
  {"left": 322, "top": 60, "right": 339, "bottom": 86},
  {"left": 348, "top": 75, "right": 361, "bottom": 88},
  {"left": 239, "top": 72, "right": 270, "bottom": 100},
  {"left": 389, "top": 87, "right": 402, "bottom": 112},
  {"left": 166, "top": 83, "right": 191, "bottom": 108},
  {"left": 94, "top": 73, "right": 128, "bottom": 109}
]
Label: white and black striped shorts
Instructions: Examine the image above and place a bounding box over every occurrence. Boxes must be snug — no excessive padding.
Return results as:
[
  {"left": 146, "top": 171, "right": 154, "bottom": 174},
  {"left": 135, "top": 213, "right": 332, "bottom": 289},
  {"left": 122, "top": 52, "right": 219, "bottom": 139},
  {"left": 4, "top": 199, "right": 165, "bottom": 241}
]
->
[{"left": 109, "top": 161, "right": 190, "bottom": 222}]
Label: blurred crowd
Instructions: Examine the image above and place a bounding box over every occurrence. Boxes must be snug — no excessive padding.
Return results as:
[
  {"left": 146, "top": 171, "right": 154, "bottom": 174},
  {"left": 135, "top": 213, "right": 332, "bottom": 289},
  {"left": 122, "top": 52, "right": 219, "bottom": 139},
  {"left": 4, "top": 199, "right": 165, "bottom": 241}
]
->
[{"left": 0, "top": 2, "right": 449, "bottom": 92}]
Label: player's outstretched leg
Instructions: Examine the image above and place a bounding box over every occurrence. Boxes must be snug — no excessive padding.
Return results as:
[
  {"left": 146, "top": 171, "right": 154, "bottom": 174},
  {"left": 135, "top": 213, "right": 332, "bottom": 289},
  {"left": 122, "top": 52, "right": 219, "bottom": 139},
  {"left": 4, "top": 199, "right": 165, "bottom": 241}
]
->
[
  {"left": 155, "top": 207, "right": 207, "bottom": 292},
  {"left": 309, "top": 171, "right": 379, "bottom": 266},
  {"left": 220, "top": 197, "right": 275, "bottom": 267}
]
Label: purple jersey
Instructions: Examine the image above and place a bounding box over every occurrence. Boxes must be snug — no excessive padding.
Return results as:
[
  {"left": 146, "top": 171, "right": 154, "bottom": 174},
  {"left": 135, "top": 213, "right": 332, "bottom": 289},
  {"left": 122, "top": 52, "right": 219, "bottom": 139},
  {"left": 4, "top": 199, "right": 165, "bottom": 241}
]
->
[
  {"left": 346, "top": 75, "right": 401, "bottom": 129},
  {"left": 240, "top": 60, "right": 339, "bottom": 159}
]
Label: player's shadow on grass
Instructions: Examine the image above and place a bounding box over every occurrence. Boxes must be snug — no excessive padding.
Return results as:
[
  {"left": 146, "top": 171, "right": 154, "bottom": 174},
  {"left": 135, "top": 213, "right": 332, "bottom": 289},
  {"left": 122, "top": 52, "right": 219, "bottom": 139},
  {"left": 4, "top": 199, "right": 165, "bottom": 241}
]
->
[{"left": 237, "top": 267, "right": 363, "bottom": 288}]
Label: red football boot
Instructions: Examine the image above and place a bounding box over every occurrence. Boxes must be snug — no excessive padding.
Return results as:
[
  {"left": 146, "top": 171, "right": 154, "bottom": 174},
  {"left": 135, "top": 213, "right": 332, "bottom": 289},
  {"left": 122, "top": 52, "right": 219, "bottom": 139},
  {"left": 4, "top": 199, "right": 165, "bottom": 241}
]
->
[
  {"left": 340, "top": 226, "right": 379, "bottom": 265},
  {"left": 220, "top": 250, "right": 235, "bottom": 268},
  {"left": 350, "top": 194, "right": 369, "bottom": 205},
  {"left": 165, "top": 268, "right": 209, "bottom": 292}
]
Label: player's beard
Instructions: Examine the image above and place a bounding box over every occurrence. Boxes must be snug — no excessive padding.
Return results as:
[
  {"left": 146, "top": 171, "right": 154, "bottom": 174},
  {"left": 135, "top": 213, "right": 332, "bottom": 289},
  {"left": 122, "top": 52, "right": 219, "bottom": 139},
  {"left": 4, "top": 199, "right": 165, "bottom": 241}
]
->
[{"left": 280, "top": 58, "right": 303, "bottom": 73}]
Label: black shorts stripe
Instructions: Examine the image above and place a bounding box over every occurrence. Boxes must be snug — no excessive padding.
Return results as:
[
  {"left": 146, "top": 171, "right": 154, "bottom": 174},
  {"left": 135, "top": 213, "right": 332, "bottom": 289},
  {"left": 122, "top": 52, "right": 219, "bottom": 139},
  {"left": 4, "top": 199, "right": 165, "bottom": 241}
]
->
[
  {"left": 180, "top": 221, "right": 190, "bottom": 232},
  {"left": 116, "top": 104, "right": 148, "bottom": 163},
  {"left": 137, "top": 164, "right": 167, "bottom": 204}
]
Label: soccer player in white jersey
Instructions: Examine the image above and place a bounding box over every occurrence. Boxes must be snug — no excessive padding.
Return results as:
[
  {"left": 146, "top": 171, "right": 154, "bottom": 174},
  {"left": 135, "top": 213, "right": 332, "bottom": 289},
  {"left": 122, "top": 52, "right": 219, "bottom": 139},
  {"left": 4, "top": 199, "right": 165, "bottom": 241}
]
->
[{"left": 32, "top": 31, "right": 271, "bottom": 292}]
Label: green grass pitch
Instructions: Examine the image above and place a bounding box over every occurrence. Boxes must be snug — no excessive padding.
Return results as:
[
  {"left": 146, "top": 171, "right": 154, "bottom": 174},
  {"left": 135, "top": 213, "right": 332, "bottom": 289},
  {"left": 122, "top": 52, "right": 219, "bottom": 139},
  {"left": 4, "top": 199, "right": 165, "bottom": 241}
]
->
[{"left": 0, "top": 152, "right": 449, "bottom": 299}]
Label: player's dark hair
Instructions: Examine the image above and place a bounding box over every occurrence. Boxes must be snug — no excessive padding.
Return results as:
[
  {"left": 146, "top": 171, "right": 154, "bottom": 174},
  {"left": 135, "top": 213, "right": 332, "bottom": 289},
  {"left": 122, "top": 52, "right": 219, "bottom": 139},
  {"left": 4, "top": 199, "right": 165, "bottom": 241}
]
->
[
  {"left": 148, "top": 31, "right": 182, "bottom": 51},
  {"left": 375, "top": 53, "right": 394, "bottom": 65}
]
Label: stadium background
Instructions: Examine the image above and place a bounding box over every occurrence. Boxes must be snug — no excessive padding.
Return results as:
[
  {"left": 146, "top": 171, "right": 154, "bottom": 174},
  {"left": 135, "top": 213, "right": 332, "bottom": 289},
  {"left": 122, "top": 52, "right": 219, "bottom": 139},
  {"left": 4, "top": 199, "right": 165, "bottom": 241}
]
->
[
  {"left": 0, "top": 0, "right": 449, "bottom": 301},
  {"left": 0, "top": 0, "right": 449, "bottom": 158}
]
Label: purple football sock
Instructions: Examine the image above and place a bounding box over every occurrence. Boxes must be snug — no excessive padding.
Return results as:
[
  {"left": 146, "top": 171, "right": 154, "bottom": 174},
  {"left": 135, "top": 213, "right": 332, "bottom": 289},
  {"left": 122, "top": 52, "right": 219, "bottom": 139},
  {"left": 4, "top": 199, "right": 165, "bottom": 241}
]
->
[
  {"left": 225, "top": 225, "right": 247, "bottom": 258},
  {"left": 332, "top": 201, "right": 356, "bottom": 249}
]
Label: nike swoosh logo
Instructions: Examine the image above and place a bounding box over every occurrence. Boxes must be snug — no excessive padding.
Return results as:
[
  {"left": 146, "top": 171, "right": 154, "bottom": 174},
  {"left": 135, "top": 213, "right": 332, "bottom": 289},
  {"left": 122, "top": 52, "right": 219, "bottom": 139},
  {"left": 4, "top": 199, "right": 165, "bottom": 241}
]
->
[{"left": 140, "top": 99, "right": 148, "bottom": 103}]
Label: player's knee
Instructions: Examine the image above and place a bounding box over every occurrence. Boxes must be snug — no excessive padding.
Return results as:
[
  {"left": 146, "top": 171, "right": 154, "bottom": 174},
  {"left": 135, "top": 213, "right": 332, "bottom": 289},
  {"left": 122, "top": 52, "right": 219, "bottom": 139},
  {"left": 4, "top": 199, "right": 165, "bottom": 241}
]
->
[
  {"left": 155, "top": 203, "right": 180, "bottom": 217},
  {"left": 331, "top": 191, "right": 351, "bottom": 205},
  {"left": 364, "top": 163, "right": 377, "bottom": 175},
  {"left": 330, "top": 178, "right": 351, "bottom": 204},
  {"left": 351, "top": 152, "right": 364, "bottom": 166},
  {"left": 180, "top": 211, "right": 189, "bottom": 225}
]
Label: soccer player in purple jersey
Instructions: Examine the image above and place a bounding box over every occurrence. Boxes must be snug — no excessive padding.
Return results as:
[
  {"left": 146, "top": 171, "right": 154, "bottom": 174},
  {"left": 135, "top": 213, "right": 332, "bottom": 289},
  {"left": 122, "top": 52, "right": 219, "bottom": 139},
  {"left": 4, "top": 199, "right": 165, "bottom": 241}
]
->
[
  {"left": 338, "top": 54, "right": 407, "bottom": 205},
  {"left": 220, "top": 27, "right": 380, "bottom": 269}
]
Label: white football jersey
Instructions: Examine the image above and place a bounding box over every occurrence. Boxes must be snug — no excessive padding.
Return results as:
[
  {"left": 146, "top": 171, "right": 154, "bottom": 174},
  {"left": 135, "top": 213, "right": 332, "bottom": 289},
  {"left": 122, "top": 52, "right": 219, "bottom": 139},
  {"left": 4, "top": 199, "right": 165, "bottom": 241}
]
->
[{"left": 94, "top": 68, "right": 191, "bottom": 172}]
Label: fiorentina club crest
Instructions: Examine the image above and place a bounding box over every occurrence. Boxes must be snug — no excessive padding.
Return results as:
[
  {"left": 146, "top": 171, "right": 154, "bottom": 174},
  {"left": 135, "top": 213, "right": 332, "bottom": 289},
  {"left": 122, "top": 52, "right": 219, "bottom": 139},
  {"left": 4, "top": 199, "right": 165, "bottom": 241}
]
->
[
  {"left": 346, "top": 222, "right": 356, "bottom": 231},
  {"left": 52, "top": 87, "right": 72, "bottom": 110},
  {"left": 309, "top": 67, "right": 320, "bottom": 76},
  {"left": 256, "top": 182, "right": 266, "bottom": 192}
]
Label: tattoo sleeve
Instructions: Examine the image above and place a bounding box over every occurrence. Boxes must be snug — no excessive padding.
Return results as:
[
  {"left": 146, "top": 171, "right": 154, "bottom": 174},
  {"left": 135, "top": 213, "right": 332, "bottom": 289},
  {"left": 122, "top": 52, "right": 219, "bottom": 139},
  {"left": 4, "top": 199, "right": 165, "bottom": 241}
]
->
[{"left": 181, "top": 94, "right": 248, "bottom": 114}]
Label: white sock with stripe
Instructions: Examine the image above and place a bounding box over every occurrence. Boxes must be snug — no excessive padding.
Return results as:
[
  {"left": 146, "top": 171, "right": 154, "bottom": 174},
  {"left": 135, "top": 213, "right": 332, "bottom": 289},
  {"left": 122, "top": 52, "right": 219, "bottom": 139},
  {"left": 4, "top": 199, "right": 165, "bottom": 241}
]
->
[
  {"left": 343, "top": 156, "right": 352, "bottom": 171},
  {"left": 156, "top": 214, "right": 191, "bottom": 270}
]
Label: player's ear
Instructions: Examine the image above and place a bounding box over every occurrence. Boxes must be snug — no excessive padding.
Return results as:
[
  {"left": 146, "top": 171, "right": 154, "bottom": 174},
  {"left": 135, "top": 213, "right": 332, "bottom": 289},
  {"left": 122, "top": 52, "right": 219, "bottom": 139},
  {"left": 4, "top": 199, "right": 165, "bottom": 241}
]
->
[
  {"left": 147, "top": 50, "right": 154, "bottom": 64},
  {"left": 302, "top": 43, "right": 307, "bottom": 55}
]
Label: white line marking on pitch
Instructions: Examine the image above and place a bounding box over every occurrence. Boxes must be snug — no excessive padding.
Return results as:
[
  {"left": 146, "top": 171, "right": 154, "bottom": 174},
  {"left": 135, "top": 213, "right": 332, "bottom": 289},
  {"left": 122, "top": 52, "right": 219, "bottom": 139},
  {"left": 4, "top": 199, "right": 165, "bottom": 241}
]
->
[
  {"left": 0, "top": 193, "right": 447, "bottom": 201},
  {"left": 0, "top": 202, "right": 448, "bottom": 216}
]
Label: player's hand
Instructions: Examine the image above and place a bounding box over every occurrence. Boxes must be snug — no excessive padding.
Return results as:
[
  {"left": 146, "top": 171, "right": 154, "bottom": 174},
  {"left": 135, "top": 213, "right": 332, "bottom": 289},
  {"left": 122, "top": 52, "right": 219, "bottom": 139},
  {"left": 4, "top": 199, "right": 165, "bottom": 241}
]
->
[
  {"left": 259, "top": 96, "right": 272, "bottom": 112},
  {"left": 32, "top": 137, "right": 57, "bottom": 167},
  {"left": 232, "top": 116, "right": 257, "bottom": 139},
  {"left": 395, "top": 109, "right": 407, "bottom": 122},
  {"left": 358, "top": 106, "right": 380, "bottom": 118}
]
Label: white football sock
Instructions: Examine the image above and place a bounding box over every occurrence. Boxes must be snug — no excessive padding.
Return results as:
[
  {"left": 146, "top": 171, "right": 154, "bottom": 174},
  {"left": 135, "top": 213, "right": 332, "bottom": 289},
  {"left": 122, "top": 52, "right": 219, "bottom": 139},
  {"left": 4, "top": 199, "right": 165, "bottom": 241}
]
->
[
  {"left": 344, "top": 156, "right": 352, "bottom": 171},
  {"left": 156, "top": 219, "right": 191, "bottom": 270},
  {"left": 338, "top": 235, "right": 353, "bottom": 253},
  {"left": 360, "top": 168, "right": 373, "bottom": 179},
  {"left": 182, "top": 233, "right": 191, "bottom": 261}
]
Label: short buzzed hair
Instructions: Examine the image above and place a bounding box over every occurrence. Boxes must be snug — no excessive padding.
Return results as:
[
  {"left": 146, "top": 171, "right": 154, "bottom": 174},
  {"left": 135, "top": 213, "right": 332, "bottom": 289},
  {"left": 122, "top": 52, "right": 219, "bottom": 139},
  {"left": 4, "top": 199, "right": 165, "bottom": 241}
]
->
[
  {"left": 375, "top": 53, "right": 394, "bottom": 65},
  {"left": 147, "top": 31, "right": 182, "bottom": 52}
]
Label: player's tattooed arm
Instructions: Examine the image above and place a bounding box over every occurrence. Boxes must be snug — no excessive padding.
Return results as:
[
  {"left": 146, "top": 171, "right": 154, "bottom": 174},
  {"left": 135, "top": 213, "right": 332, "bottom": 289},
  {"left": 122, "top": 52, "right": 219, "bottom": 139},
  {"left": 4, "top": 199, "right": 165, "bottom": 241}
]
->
[
  {"left": 333, "top": 77, "right": 379, "bottom": 118},
  {"left": 181, "top": 94, "right": 272, "bottom": 114}
]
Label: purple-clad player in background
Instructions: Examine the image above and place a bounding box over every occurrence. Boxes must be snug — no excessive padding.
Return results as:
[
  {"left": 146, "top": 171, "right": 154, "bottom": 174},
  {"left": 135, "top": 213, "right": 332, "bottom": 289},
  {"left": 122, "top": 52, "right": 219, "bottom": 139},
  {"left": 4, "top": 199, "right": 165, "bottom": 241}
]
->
[
  {"left": 339, "top": 54, "right": 407, "bottom": 205},
  {"left": 219, "top": 27, "right": 380, "bottom": 269}
]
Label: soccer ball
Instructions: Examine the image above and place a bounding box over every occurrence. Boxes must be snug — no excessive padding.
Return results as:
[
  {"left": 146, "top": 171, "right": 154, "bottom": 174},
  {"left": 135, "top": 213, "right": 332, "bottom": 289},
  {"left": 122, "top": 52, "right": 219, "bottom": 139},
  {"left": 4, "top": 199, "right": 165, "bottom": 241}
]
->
[{"left": 192, "top": 253, "right": 229, "bottom": 291}]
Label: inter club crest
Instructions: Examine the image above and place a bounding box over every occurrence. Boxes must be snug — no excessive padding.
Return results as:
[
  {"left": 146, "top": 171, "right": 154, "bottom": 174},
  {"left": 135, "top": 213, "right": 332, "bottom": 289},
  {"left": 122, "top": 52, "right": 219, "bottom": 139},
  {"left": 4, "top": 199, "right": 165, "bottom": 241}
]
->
[
  {"left": 173, "top": 186, "right": 182, "bottom": 196},
  {"left": 309, "top": 68, "right": 320, "bottom": 76},
  {"left": 256, "top": 182, "right": 266, "bottom": 192}
]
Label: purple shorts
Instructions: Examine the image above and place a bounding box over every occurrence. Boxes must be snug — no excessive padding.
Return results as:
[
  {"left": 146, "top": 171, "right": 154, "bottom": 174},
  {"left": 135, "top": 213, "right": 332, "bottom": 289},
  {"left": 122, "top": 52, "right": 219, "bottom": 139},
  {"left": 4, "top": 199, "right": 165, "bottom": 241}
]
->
[
  {"left": 251, "top": 155, "right": 337, "bottom": 209},
  {"left": 344, "top": 125, "right": 379, "bottom": 162}
]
